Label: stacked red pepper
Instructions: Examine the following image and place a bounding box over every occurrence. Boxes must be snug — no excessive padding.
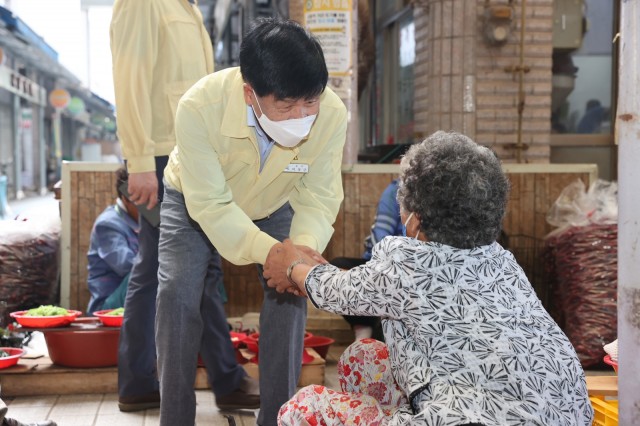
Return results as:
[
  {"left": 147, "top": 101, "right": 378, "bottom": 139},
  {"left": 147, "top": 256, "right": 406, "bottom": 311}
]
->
[{"left": 544, "top": 223, "right": 617, "bottom": 368}]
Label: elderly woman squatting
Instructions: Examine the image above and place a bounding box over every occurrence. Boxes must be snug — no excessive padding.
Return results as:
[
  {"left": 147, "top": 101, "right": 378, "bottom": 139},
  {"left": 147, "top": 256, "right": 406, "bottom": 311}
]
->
[{"left": 263, "top": 131, "right": 593, "bottom": 426}]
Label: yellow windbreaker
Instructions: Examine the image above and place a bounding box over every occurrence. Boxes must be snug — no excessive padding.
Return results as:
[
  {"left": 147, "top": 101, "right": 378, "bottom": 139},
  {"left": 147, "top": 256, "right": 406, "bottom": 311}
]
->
[
  {"left": 164, "top": 68, "right": 348, "bottom": 265},
  {"left": 110, "top": 0, "right": 214, "bottom": 173}
]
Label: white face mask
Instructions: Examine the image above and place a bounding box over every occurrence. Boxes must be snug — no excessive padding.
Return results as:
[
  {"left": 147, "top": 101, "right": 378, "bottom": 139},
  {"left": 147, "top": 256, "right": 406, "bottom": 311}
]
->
[
  {"left": 252, "top": 90, "right": 317, "bottom": 148},
  {"left": 404, "top": 212, "right": 420, "bottom": 239}
]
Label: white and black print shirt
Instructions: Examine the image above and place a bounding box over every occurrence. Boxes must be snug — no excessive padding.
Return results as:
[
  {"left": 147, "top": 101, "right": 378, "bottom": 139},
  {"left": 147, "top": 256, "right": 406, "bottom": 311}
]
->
[{"left": 305, "top": 237, "right": 593, "bottom": 426}]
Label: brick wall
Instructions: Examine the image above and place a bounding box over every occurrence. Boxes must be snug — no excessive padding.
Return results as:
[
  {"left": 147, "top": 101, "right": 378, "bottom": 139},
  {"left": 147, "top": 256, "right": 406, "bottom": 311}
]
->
[
  {"left": 291, "top": 0, "right": 554, "bottom": 163},
  {"left": 416, "top": 0, "right": 553, "bottom": 162},
  {"left": 475, "top": 0, "right": 553, "bottom": 163}
]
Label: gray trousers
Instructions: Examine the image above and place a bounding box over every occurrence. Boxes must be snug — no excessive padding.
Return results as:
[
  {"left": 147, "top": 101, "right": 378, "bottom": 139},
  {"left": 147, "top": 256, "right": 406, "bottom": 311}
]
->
[
  {"left": 156, "top": 185, "right": 306, "bottom": 426},
  {"left": 118, "top": 156, "right": 231, "bottom": 402}
]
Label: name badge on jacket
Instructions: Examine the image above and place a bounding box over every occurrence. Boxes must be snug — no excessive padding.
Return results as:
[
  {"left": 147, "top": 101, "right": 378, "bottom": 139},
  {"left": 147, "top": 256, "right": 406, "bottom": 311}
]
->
[{"left": 284, "top": 163, "right": 309, "bottom": 173}]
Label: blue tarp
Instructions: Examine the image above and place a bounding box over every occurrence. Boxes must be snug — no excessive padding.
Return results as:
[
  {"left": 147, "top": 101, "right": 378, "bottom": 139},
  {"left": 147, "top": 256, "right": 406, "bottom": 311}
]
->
[{"left": 0, "top": 6, "right": 58, "bottom": 61}]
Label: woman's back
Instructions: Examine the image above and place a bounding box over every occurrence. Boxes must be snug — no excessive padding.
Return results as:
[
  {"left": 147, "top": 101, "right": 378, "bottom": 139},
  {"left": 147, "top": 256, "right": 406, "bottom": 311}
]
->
[{"left": 367, "top": 237, "right": 593, "bottom": 425}]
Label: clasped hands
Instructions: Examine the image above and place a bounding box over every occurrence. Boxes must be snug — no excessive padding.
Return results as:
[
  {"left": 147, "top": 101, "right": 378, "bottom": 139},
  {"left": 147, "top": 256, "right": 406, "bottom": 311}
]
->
[{"left": 263, "top": 239, "right": 326, "bottom": 296}]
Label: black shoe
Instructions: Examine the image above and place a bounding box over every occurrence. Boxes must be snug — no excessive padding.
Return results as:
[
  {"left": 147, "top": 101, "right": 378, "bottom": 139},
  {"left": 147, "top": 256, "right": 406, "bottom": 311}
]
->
[
  {"left": 118, "top": 390, "right": 161, "bottom": 412},
  {"left": 3, "top": 419, "right": 57, "bottom": 426},
  {"left": 216, "top": 375, "right": 260, "bottom": 411}
]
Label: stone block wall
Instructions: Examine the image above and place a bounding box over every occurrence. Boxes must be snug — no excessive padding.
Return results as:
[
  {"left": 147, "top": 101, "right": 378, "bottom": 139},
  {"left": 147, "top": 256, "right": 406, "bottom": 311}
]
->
[{"left": 414, "top": 0, "right": 553, "bottom": 162}]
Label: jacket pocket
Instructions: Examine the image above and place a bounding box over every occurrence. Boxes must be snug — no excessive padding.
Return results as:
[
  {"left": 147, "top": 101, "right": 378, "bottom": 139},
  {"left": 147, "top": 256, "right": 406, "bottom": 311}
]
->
[
  {"left": 218, "top": 150, "right": 257, "bottom": 182},
  {"left": 167, "top": 80, "right": 198, "bottom": 120}
]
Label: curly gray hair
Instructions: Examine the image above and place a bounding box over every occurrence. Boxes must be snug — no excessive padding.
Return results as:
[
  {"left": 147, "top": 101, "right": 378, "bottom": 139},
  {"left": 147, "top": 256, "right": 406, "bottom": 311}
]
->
[{"left": 397, "top": 131, "right": 510, "bottom": 248}]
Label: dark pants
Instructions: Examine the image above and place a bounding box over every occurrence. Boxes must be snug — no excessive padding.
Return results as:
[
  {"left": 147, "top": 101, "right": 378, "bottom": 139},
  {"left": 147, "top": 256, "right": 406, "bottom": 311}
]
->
[{"left": 117, "top": 156, "right": 168, "bottom": 398}]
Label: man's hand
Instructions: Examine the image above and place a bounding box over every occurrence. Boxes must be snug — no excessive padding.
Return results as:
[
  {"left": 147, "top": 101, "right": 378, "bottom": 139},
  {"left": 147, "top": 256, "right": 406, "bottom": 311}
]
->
[
  {"left": 128, "top": 171, "right": 158, "bottom": 210},
  {"left": 263, "top": 242, "right": 295, "bottom": 293},
  {"left": 263, "top": 240, "right": 324, "bottom": 296},
  {"left": 294, "top": 245, "right": 327, "bottom": 265},
  {"left": 264, "top": 239, "right": 316, "bottom": 294}
]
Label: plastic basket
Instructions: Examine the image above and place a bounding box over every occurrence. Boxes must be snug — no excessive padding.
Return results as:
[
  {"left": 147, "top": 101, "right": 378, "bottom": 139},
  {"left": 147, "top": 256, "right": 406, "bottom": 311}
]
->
[
  {"left": 590, "top": 396, "right": 618, "bottom": 426},
  {"left": 603, "top": 355, "right": 618, "bottom": 373}
]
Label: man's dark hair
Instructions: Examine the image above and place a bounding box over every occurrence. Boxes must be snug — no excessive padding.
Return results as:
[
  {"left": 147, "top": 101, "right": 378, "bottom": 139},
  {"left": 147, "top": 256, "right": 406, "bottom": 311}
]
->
[
  {"left": 115, "top": 167, "right": 128, "bottom": 198},
  {"left": 240, "top": 18, "right": 328, "bottom": 100}
]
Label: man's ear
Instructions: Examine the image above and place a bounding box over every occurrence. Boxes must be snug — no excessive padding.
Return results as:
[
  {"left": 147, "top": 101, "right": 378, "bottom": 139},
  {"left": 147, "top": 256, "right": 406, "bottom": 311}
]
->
[{"left": 243, "top": 84, "right": 254, "bottom": 106}]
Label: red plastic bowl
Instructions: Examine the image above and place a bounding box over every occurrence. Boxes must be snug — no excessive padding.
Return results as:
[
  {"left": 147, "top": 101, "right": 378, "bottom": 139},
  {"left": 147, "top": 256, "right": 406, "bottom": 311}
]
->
[
  {"left": 603, "top": 354, "right": 618, "bottom": 373},
  {"left": 93, "top": 309, "right": 124, "bottom": 327},
  {"left": 44, "top": 327, "right": 120, "bottom": 368},
  {"left": 303, "top": 335, "right": 335, "bottom": 359},
  {"left": 10, "top": 310, "right": 82, "bottom": 328},
  {"left": 302, "top": 349, "right": 314, "bottom": 364},
  {"left": 0, "top": 347, "right": 25, "bottom": 369},
  {"left": 244, "top": 333, "right": 260, "bottom": 354},
  {"left": 244, "top": 331, "right": 312, "bottom": 354},
  {"left": 198, "top": 332, "right": 247, "bottom": 366},
  {"left": 230, "top": 331, "right": 247, "bottom": 349}
]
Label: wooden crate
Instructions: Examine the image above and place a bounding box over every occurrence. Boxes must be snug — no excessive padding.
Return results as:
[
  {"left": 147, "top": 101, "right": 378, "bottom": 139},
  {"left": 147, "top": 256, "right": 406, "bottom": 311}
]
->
[
  {"left": 0, "top": 357, "right": 118, "bottom": 396},
  {"left": 61, "top": 162, "right": 122, "bottom": 313},
  {"left": 195, "top": 348, "right": 325, "bottom": 389},
  {"left": 586, "top": 376, "right": 618, "bottom": 398},
  {"left": 0, "top": 349, "right": 324, "bottom": 396}
]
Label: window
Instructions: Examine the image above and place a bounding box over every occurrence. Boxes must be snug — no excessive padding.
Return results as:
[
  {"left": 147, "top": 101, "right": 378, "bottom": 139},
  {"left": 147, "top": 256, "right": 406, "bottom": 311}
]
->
[
  {"left": 550, "top": 0, "right": 618, "bottom": 180},
  {"left": 371, "top": 1, "right": 415, "bottom": 147},
  {"left": 551, "top": 0, "right": 615, "bottom": 135}
]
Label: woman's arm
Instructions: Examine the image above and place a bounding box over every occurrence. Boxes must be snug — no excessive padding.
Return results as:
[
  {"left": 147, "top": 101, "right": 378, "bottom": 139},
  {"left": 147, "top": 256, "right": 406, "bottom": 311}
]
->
[{"left": 266, "top": 238, "right": 406, "bottom": 319}]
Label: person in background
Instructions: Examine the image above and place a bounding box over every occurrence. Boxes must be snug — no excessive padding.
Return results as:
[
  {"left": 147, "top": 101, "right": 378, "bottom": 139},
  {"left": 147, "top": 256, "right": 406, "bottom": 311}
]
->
[
  {"left": 86, "top": 167, "right": 138, "bottom": 315},
  {"left": 1, "top": 389, "right": 56, "bottom": 426},
  {"left": 265, "top": 131, "right": 593, "bottom": 425},
  {"left": 330, "top": 179, "right": 401, "bottom": 341},
  {"left": 156, "top": 18, "right": 347, "bottom": 426},
  {"left": 577, "top": 99, "right": 608, "bottom": 134},
  {"left": 110, "top": 0, "right": 241, "bottom": 413}
]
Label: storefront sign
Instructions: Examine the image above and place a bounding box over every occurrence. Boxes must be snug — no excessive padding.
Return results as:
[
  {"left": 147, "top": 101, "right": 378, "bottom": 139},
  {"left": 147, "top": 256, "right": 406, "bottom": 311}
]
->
[
  {"left": 304, "top": 0, "right": 352, "bottom": 76},
  {"left": 49, "top": 88, "right": 71, "bottom": 109},
  {"left": 0, "top": 65, "right": 47, "bottom": 106},
  {"left": 67, "top": 96, "right": 85, "bottom": 115}
]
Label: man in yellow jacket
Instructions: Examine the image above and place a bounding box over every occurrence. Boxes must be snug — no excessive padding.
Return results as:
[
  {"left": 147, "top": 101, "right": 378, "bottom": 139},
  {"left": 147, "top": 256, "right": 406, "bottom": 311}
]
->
[
  {"left": 110, "top": 0, "right": 257, "bottom": 414},
  {"left": 157, "top": 18, "right": 347, "bottom": 426}
]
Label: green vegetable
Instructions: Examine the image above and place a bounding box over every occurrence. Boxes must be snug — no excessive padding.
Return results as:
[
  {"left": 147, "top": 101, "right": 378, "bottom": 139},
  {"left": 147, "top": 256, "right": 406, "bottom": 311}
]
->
[
  {"left": 25, "top": 305, "right": 69, "bottom": 317},
  {"left": 106, "top": 308, "right": 124, "bottom": 316},
  {"left": 0, "top": 350, "right": 8, "bottom": 358}
]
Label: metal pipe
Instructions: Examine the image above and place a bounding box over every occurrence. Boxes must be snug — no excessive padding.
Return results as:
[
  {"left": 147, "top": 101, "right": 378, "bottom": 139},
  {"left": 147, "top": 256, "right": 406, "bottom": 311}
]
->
[
  {"left": 616, "top": 1, "right": 640, "bottom": 423},
  {"left": 515, "top": 0, "right": 526, "bottom": 163},
  {"left": 12, "top": 92, "right": 23, "bottom": 199}
]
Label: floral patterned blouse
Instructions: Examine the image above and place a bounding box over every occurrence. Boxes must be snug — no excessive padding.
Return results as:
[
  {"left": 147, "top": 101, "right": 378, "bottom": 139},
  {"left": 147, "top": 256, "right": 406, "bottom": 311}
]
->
[{"left": 305, "top": 237, "right": 594, "bottom": 425}]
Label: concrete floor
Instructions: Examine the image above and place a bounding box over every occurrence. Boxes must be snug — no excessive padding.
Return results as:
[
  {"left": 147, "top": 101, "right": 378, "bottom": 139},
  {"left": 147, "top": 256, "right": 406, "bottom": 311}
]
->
[
  {"left": 3, "top": 346, "right": 613, "bottom": 426},
  {"left": 2, "top": 345, "right": 345, "bottom": 426}
]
